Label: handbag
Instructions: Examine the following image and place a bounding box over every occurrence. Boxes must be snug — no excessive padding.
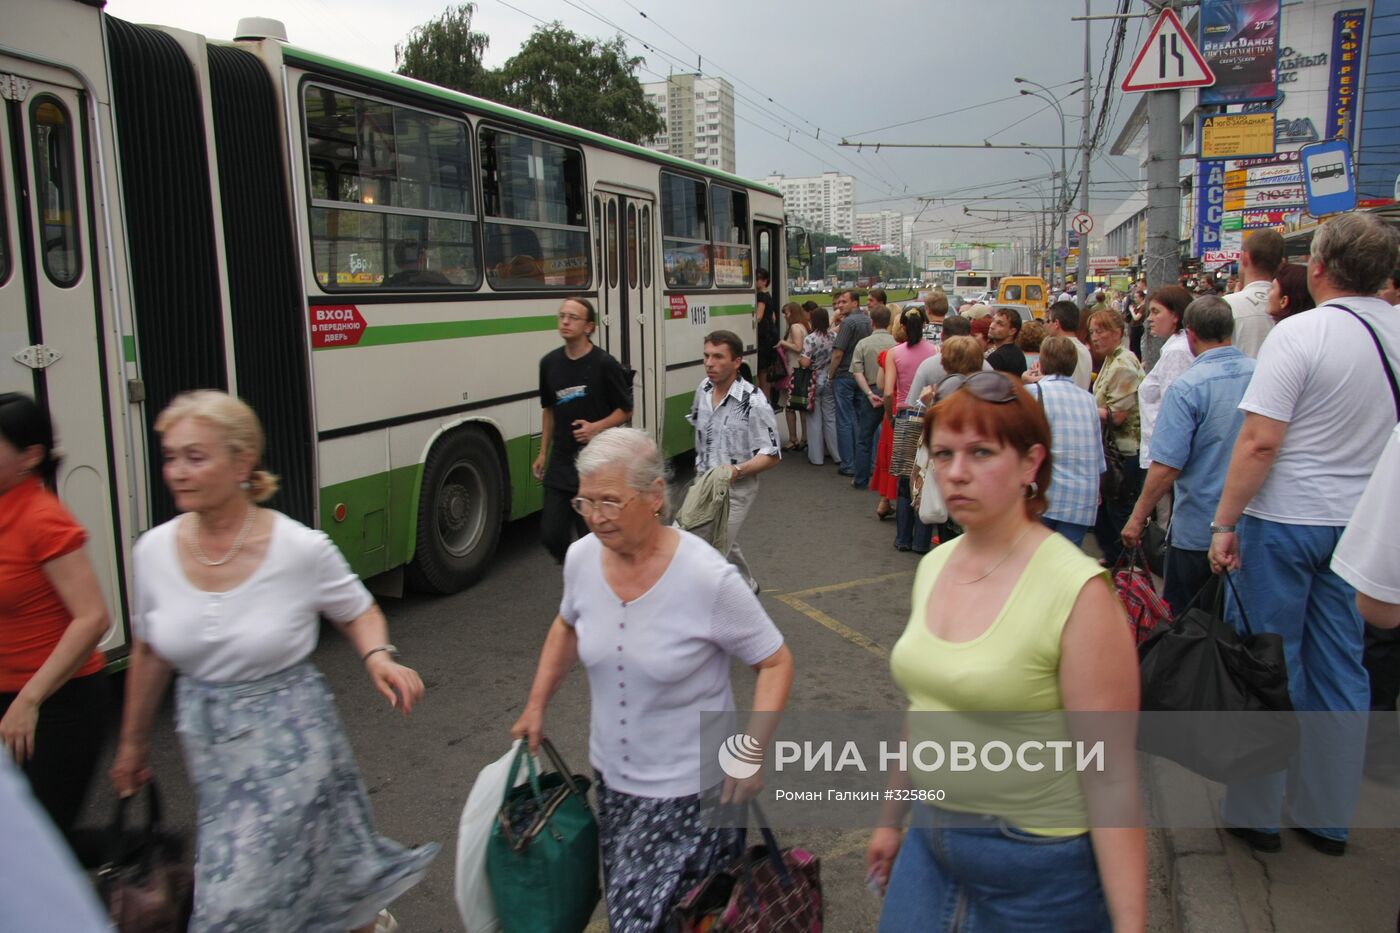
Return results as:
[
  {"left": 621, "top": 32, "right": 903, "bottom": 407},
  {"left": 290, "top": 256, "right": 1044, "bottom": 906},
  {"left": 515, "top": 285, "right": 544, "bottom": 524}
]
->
[
  {"left": 914, "top": 446, "right": 947, "bottom": 525},
  {"left": 671, "top": 804, "right": 822, "bottom": 932},
  {"left": 788, "top": 366, "right": 813, "bottom": 412},
  {"left": 1113, "top": 543, "right": 1171, "bottom": 645},
  {"left": 1100, "top": 421, "right": 1126, "bottom": 502},
  {"left": 1137, "top": 574, "right": 1299, "bottom": 783},
  {"left": 889, "top": 410, "right": 923, "bottom": 478},
  {"left": 96, "top": 783, "right": 194, "bottom": 933},
  {"left": 485, "top": 738, "right": 600, "bottom": 933}
]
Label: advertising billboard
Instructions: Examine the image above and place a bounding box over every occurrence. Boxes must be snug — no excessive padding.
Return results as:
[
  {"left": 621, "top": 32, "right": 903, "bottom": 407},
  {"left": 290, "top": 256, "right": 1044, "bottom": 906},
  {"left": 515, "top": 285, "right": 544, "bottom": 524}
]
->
[{"left": 1199, "top": 0, "right": 1281, "bottom": 106}]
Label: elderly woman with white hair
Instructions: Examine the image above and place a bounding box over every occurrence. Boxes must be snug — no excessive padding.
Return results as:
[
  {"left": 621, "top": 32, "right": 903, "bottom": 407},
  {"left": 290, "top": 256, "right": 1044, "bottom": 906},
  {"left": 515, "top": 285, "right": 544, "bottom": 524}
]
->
[
  {"left": 110, "top": 390, "right": 436, "bottom": 933},
  {"left": 513, "top": 427, "right": 793, "bottom": 933}
]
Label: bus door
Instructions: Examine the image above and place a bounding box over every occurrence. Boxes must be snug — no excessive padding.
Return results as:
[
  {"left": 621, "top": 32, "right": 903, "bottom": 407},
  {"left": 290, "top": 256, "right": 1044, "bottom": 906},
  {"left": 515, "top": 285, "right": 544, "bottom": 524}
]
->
[
  {"left": 598, "top": 190, "right": 659, "bottom": 439},
  {"left": 0, "top": 64, "right": 126, "bottom": 647}
]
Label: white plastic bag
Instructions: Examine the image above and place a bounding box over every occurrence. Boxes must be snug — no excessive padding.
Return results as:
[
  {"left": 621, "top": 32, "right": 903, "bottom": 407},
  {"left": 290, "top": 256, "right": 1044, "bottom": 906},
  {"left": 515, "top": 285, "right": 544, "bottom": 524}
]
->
[
  {"left": 915, "top": 446, "right": 947, "bottom": 525},
  {"left": 455, "top": 739, "right": 533, "bottom": 932}
]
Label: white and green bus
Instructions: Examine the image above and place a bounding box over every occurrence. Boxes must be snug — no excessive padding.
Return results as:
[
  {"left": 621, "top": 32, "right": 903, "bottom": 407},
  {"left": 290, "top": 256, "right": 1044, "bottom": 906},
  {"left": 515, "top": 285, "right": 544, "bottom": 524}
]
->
[{"left": 1, "top": 2, "right": 797, "bottom": 657}]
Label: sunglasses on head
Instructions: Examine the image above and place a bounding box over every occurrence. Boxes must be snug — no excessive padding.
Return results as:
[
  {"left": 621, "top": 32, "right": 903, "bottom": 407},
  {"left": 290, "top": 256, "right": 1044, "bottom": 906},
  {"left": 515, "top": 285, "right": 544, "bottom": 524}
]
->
[{"left": 933, "top": 371, "right": 1019, "bottom": 405}]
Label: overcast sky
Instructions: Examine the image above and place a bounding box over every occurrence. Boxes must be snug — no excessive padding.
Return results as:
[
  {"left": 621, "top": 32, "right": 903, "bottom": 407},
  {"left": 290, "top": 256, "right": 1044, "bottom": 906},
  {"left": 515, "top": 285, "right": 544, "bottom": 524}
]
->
[{"left": 103, "top": 0, "right": 1149, "bottom": 247}]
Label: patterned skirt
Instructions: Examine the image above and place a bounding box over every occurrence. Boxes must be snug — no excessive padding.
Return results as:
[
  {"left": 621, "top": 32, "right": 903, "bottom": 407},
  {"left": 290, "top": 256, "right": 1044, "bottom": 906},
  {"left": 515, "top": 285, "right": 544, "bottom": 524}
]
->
[
  {"left": 175, "top": 661, "right": 439, "bottom": 932},
  {"left": 595, "top": 773, "right": 744, "bottom": 933}
]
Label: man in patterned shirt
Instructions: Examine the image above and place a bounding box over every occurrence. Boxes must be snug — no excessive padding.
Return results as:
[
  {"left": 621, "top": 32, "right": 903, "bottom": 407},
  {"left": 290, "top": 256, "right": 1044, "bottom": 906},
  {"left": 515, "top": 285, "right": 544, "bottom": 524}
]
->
[{"left": 687, "top": 330, "right": 781, "bottom": 591}]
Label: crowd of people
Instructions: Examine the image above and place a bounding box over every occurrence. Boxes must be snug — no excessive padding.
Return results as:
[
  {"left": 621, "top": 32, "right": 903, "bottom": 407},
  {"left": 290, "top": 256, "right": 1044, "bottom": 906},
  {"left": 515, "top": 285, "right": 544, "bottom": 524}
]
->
[{"left": 2, "top": 210, "right": 1399, "bottom": 931}]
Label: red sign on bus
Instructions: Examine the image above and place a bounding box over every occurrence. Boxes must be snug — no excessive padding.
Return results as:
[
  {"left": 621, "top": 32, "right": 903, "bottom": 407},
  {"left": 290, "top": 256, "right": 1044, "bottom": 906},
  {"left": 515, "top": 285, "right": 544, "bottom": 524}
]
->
[
  {"left": 668, "top": 294, "right": 688, "bottom": 320},
  {"left": 309, "top": 305, "right": 367, "bottom": 348}
]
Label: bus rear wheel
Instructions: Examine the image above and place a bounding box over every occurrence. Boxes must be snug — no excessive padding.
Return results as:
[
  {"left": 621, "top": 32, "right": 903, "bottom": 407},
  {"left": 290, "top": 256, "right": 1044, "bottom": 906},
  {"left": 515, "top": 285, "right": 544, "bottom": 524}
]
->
[{"left": 406, "top": 427, "right": 504, "bottom": 594}]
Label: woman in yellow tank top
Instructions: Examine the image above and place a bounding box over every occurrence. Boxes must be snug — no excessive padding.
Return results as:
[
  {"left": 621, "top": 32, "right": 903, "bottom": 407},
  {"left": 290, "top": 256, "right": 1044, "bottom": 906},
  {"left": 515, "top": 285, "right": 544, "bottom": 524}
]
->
[{"left": 865, "top": 372, "right": 1147, "bottom": 932}]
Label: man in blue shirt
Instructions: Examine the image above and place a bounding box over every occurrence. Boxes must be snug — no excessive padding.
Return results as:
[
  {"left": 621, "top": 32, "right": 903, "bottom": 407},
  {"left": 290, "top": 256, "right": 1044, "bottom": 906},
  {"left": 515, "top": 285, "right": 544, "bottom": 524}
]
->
[{"left": 1122, "top": 296, "right": 1255, "bottom": 612}]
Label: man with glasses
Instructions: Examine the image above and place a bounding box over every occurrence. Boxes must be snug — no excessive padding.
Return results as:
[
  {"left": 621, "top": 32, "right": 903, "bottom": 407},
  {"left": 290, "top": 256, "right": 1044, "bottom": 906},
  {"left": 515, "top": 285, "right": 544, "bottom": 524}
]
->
[
  {"left": 687, "top": 330, "right": 781, "bottom": 591},
  {"left": 533, "top": 297, "right": 634, "bottom": 562}
]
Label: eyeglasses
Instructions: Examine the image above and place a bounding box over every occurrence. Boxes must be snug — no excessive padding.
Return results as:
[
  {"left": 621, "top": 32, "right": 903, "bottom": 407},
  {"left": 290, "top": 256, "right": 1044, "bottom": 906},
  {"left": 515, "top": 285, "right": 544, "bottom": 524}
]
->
[
  {"left": 570, "top": 493, "right": 639, "bottom": 520},
  {"left": 933, "top": 371, "right": 1019, "bottom": 405},
  {"left": 558, "top": 312, "right": 588, "bottom": 323}
]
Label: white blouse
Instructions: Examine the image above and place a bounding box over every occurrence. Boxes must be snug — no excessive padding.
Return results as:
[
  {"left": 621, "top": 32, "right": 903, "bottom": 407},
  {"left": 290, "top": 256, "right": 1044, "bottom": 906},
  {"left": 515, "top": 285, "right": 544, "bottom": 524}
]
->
[
  {"left": 1138, "top": 331, "right": 1194, "bottom": 467},
  {"left": 560, "top": 530, "right": 784, "bottom": 798},
  {"left": 133, "top": 512, "right": 373, "bottom": 682}
]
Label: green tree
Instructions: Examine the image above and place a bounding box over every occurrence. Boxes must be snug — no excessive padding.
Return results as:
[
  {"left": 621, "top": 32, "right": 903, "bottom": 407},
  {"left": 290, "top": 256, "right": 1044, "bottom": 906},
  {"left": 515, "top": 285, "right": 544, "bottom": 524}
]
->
[
  {"left": 395, "top": 3, "right": 494, "bottom": 96},
  {"left": 493, "top": 24, "right": 663, "bottom": 143}
]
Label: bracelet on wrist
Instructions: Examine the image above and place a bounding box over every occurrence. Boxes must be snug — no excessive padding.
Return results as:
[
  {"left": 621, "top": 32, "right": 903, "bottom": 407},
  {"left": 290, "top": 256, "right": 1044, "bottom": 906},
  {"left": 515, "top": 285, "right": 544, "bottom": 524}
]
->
[
  {"left": 362, "top": 644, "right": 399, "bottom": 663},
  {"left": 1210, "top": 524, "right": 1236, "bottom": 535}
]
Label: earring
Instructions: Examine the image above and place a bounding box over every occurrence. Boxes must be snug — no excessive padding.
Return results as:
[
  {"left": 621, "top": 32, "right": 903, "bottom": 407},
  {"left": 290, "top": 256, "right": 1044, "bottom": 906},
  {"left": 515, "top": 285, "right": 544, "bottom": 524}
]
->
[
  {"left": 1025, "top": 481, "right": 1038, "bottom": 498},
  {"left": 240, "top": 480, "right": 251, "bottom": 491}
]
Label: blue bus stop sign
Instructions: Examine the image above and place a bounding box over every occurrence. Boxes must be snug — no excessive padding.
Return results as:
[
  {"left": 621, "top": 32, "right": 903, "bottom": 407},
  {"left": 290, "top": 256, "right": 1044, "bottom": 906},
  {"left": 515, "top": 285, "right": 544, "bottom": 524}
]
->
[{"left": 1301, "top": 140, "right": 1357, "bottom": 216}]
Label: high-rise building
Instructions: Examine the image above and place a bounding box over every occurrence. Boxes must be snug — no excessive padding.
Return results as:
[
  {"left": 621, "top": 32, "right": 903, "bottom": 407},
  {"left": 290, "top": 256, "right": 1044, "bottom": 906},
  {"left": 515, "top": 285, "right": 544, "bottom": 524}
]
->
[
  {"left": 855, "top": 210, "right": 905, "bottom": 252},
  {"left": 763, "top": 172, "right": 856, "bottom": 241},
  {"left": 641, "top": 74, "right": 736, "bottom": 172}
]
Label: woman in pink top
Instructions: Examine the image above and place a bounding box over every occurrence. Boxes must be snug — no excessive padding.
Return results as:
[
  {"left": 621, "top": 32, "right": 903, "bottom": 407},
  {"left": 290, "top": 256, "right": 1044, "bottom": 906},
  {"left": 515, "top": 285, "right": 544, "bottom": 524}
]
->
[{"left": 884, "top": 308, "right": 939, "bottom": 552}]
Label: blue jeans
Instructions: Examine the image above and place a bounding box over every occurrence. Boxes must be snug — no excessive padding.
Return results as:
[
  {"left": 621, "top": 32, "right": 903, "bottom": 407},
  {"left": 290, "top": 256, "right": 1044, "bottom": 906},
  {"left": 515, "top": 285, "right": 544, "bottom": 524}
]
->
[
  {"left": 832, "top": 374, "right": 861, "bottom": 471},
  {"left": 894, "top": 476, "right": 934, "bottom": 553},
  {"left": 1221, "top": 515, "right": 1370, "bottom": 842},
  {"left": 1041, "top": 516, "right": 1092, "bottom": 548},
  {"left": 852, "top": 397, "right": 884, "bottom": 486},
  {"left": 879, "top": 805, "right": 1109, "bottom": 932}
]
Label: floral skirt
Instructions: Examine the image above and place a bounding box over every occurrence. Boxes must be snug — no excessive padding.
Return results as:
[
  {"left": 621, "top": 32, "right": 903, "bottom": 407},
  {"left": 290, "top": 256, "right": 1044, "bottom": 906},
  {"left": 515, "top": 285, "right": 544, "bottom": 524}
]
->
[
  {"left": 175, "top": 661, "right": 439, "bottom": 932},
  {"left": 595, "top": 773, "right": 744, "bottom": 933}
]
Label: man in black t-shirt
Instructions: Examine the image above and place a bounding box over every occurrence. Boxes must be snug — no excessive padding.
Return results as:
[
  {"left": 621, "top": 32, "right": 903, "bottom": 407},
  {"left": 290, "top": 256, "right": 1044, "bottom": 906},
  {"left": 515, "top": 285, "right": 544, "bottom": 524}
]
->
[
  {"left": 533, "top": 297, "right": 634, "bottom": 562},
  {"left": 754, "top": 268, "right": 780, "bottom": 403},
  {"left": 985, "top": 307, "right": 1028, "bottom": 377}
]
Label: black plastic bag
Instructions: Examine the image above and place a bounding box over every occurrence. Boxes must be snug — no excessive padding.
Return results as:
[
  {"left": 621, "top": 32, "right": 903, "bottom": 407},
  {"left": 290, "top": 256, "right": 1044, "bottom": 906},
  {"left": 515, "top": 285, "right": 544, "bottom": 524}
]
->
[{"left": 1137, "top": 575, "right": 1299, "bottom": 783}]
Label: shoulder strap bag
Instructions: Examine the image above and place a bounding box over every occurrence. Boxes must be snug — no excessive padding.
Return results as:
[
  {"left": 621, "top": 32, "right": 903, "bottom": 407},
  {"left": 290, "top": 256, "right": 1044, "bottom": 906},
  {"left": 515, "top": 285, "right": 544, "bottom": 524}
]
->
[{"left": 1332, "top": 303, "right": 1400, "bottom": 420}]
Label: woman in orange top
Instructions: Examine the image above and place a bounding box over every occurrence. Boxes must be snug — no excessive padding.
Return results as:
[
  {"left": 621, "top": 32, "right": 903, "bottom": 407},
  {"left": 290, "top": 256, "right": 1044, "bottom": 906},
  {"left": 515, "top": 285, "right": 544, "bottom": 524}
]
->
[{"left": 0, "top": 394, "right": 110, "bottom": 839}]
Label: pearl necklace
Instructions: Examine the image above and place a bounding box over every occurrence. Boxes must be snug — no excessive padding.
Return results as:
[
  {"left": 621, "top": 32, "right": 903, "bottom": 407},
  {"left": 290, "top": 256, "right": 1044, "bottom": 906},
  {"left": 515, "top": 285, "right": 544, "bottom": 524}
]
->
[
  {"left": 954, "top": 524, "right": 1035, "bottom": 585},
  {"left": 188, "top": 504, "right": 257, "bottom": 567}
]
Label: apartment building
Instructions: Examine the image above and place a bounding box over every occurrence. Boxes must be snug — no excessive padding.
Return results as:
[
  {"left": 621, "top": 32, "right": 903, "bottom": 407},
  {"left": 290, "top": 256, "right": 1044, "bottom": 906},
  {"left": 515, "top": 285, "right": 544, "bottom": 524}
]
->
[
  {"left": 762, "top": 172, "right": 856, "bottom": 241},
  {"left": 642, "top": 74, "right": 736, "bottom": 172},
  {"left": 855, "top": 209, "right": 905, "bottom": 252}
]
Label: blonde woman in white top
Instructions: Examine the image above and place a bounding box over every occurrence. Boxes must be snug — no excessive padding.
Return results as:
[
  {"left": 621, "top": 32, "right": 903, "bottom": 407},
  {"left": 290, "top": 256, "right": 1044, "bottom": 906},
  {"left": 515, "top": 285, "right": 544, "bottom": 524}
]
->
[{"left": 111, "top": 390, "right": 435, "bottom": 933}]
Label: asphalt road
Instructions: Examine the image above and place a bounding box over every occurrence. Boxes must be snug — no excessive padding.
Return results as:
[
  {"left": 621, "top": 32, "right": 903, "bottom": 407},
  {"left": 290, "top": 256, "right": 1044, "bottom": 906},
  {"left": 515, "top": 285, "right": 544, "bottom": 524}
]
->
[{"left": 82, "top": 441, "right": 1174, "bottom": 931}]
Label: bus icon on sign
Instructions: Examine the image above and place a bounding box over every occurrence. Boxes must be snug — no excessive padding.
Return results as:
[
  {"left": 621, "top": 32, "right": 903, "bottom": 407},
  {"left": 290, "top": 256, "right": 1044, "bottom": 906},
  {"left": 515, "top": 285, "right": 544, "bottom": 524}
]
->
[{"left": 1310, "top": 163, "right": 1345, "bottom": 183}]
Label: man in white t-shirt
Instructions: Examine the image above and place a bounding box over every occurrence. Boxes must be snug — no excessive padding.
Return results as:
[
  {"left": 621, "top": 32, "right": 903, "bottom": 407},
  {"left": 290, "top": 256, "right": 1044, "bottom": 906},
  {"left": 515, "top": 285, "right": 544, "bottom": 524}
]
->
[
  {"left": 1024, "top": 300, "right": 1092, "bottom": 390},
  {"left": 1223, "top": 229, "right": 1285, "bottom": 358},
  {"left": 1209, "top": 212, "right": 1400, "bottom": 856}
]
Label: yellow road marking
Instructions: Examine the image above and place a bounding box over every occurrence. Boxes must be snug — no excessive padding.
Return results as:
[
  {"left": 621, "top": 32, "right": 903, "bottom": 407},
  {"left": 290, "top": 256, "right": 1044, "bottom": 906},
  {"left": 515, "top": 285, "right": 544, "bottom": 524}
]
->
[
  {"left": 771, "top": 569, "right": 912, "bottom": 659},
  {"left": 785, "top": 569, "right": 913, "bottom": 599},
  {"left": 774, "top": 593, "right": 889, "bottom": 658}
]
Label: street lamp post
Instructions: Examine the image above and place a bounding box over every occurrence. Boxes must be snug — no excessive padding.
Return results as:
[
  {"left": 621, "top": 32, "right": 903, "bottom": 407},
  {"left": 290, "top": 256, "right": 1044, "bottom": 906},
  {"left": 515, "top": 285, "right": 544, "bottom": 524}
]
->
[
  {"left": 1014, "top": 76, "right": 1080, "bottom": 292},
  {"left": 1023, "top": 149, "right": 1062, "bottom": 285}
]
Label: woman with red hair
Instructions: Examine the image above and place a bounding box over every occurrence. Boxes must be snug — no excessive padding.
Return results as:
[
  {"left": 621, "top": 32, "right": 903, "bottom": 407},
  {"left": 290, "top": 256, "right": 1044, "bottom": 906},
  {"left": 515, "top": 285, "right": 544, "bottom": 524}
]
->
[{"left": 867, "top": 372, "right": 1145, "bottom": 932}]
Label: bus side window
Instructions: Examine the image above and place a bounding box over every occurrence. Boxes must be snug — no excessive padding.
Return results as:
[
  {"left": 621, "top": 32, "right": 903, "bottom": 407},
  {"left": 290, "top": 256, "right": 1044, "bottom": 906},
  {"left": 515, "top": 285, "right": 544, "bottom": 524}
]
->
[
  {"left": 30, "top": 96, "right": 81, "bottom": 287},
  {"left": 710, "top": 185, "right": 750, "bottom": 288},
  {"left": 1004, "top": 284, "right": 1021, "bottom": 301},
  {"left": 0, "top": 149, "right": 9, "bottom": 285},
  {"left": 660, "top": 172, "right": 710, "bottom": 288},
  {"left": 641, "top": 205, "right": 652, "bottom": 289},
  {"left": 479, "top": 127, "right": 589, "bottom": 290},
  {"left": 302, "top": 85, "right": 478, "bottom": 291}
]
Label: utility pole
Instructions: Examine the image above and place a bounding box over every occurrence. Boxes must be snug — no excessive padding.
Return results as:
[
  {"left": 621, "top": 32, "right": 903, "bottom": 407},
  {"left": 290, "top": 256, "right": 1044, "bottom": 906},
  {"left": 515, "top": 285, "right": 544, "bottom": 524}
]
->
[
  {"left": 1142, "top": 0, "right": 1185, "bottom": 370},
  {"left": 1075, "top": 0, "right": 1092, "bottom": 305}
]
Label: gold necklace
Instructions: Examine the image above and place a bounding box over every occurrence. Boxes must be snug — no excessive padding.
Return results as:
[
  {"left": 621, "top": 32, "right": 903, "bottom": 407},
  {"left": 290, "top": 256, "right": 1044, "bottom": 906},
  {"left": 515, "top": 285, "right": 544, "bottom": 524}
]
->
[
  {"left": 188, "top": 504, "right": 257, "bottom": 567},
  {"left": 954, "top": 524, "right": 1035, "bottom": 585}
]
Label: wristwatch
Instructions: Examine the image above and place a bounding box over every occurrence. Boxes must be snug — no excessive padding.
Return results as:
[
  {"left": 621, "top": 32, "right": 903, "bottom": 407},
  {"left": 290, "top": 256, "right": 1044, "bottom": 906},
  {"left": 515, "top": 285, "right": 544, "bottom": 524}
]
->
[{"left": 1209, "top": 523, "right": 1236, "bottom": 535}]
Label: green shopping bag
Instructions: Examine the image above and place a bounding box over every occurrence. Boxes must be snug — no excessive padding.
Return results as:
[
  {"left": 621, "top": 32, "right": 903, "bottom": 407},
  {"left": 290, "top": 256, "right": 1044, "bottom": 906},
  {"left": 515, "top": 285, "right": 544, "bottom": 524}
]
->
[{"left": 485, "top": 738, "right": 600, "bottom": 933}]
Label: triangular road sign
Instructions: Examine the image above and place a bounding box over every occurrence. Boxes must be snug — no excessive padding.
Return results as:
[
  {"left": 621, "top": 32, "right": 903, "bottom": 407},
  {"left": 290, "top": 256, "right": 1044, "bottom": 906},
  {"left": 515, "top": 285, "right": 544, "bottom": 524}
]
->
[{"left": 1121, "top": 8, "right": 1216, "bottom": 93}]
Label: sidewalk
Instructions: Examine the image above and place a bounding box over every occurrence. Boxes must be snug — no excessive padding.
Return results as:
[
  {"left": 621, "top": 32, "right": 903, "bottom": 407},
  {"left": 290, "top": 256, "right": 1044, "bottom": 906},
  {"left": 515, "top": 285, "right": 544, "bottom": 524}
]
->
[{"left": 1149, "top": 758, "right": 1399, "bottom": 932}]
